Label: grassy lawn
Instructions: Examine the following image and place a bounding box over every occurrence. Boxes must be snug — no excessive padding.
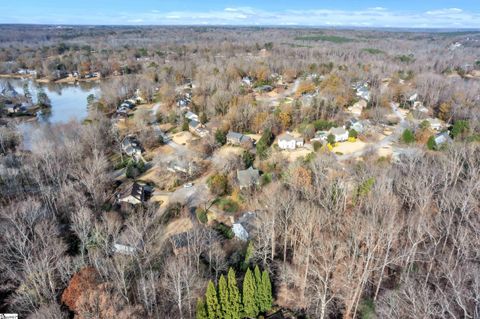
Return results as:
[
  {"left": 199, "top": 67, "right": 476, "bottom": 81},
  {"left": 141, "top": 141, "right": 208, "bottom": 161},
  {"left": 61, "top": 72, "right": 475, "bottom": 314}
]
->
[
  {"left": 362, "top": 48, "right": 385, "bottom": 55},
  {"left": 217, "top": 197, "right": 240, "bottom": 213},
  {"left": 295, "top": 34, "right": 354, "bottom": 43}
]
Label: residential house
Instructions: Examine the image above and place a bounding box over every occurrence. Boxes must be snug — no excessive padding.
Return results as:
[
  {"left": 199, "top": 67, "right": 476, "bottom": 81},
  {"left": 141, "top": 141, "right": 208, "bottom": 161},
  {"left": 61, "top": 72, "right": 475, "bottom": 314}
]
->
[
  {"left": 186, "top": 119, "right": 208, "bottom": 137},
  {"left": 113, "top": 243, "right": 137, "bottom": 255},
  {"left": 408, "top": 93, "right": 418, "bottom": 103},
  {"left": 346, "top": 118, "right": 364, "bottom": 133},
  {"left": 185, "top": 111, "right": 199, "bottom": 122},
  {"left": 348, "top": 99, "right": 367, "bottom": 117},
  {"left": 311, "top": 131, "right": 328, "bottom": 142},
  {"left": 329, "top": 127, "right": 349, "bottom": 142},
  {"left": 241, "top": 76, "right": 253, "bottom": 86},
  {"left": 120, "top": 100, "right": 135, "bottom": 110},
  {"left": 255, "top": 85, "right": 273, "bottom": 93},
  {"left": 434, "top": 132, "right": 452, "bottom": 146},
  {"left": 226, "top": 131, "right": 252, "bottom": 145},
  {"left": 237, "top": 167, "right": 260, "bottom": 190},
  {"left": 354, "top": 82, "right": 371, "bottom": 101},
  {"left": 232, "top": 211, "right": 256, "bottom": 241},
  {"left": 7, "top": 104, "right": 27, "bottom": 115},
  {"left": 116, "top": 106, "right": 129, "bottom": 117},
  {"left": 118, "top": 182, "right": 148, "bottom": 205},
  {"left": 121, "top": 136, "right": 142, "bottom": 157},
  {"left": 413, "top": 101, "right": 429, "bottom": 113},
  {"left": 278, "top": 132, "right": 304, "bottom": 150},
  {"left": 427, "top": 118, "right": 444, "bottom": 131},
  {"left": 170, "top": 232, "right": 190, "bottom": 256},
  {"left": 0, "top": 82, "right": 19, "bottom": 99}
]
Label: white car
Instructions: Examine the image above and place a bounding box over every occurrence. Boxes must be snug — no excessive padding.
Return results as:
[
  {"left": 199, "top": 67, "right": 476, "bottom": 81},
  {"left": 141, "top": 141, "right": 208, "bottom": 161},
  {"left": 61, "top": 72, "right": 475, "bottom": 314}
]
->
[{"left": 183, "top": 183, "right": 193, "bottom": 188}]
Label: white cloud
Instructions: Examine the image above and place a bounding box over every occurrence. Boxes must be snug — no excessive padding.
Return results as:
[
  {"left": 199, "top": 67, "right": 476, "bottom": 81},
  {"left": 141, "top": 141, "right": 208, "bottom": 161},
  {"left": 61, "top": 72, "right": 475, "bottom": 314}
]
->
[
  {"left": 426, "top": 8, "right": 464, "bottom": 15},
  {"left": 2, "top": 6, "right": 479, "bottom": 28}
]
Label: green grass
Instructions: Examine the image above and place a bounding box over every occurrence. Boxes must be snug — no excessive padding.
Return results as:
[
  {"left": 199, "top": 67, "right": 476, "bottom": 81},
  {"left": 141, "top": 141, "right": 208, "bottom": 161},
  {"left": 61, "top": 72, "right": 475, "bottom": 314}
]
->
[
  {"left": 295, "top": 34, "right": 354, "bottom": 43},
  {"left": 362, "top": 48, "right": 385, "bottom": 55},
  {"left": 217, "top": 198, "right": 239, "bottom": 213},
  {"left": 395, "top": 54, "right": 415, "bottom": 63},
  {"left": 281, "top": 42, "right": 313, "bottom": 48},
  {"left": 196, "top": 209, "right": 208, "bottom": 224},
  {"left": 358, "top": 298, "right": 375, "bottom": 319}
]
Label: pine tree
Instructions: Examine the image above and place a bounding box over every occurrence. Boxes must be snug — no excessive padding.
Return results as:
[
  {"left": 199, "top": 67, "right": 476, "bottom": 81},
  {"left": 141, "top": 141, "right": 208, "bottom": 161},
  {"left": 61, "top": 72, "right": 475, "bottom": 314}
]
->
[
  {"left": 242, "top": 241, "right": 254, "bottom": 270},
  {"left": 196, "top": 298, "right": 208, "bottom": 319},
  {"left": 254, "top": 265, "right": 263, "bottom": 311},
  {"left": 218, "top": 275, "right": 230, "bottom": 319},
  {"left": 262, "top": 270, "right": 273, "bottom": 312},
  {"left": 242, "top": 268, "right": 258, "bottom": 318},
  {"left": 227, "top": 268, "right": 241, "bottom": 319},
  {"left": 206, "top": 280, "right": 221, "bottom": 319}
]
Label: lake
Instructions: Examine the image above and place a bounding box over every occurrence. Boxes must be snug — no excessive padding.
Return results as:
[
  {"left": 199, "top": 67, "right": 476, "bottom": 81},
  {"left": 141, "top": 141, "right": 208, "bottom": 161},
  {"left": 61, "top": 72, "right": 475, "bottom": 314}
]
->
[
  {"left": 0, "top": 78, "right": 101, "bottom": 149},
  {"left": 0, "top": 77, "right": 100, "bottom": 123}
]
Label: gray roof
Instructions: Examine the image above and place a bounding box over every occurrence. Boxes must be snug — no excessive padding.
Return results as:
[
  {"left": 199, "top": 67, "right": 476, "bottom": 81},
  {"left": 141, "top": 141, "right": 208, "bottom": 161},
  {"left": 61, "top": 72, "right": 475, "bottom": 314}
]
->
[
  {"left": 227, "top": 131, "right": 252, "bottom": 143},
  {"left": 237, "top": 167, "right": 260, "bottom": 188},
  {"left": 189, "top": 119, "right": 200, "bottom": 129},
  {"left": 434, "top": 132, "right": 452, "bottom": 145},
  {"left": 330, "top": 127, "right": 347, "bottom": 136},
  {"left": 278, "top": 133, "right": 295, "bottom": 142}
]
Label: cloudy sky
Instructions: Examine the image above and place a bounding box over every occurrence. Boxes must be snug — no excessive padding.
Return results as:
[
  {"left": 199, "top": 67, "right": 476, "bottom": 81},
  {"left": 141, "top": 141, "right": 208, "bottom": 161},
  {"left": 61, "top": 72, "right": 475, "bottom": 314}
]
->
[{"left": 2, "top": 0, "right": 480, "bottom": 28}]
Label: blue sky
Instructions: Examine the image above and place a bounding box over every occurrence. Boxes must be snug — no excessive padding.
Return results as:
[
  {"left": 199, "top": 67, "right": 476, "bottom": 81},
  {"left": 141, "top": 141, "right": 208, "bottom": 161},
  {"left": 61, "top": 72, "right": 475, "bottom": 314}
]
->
[{"left": 2, "top": 1, "right": 480, "bottom": 28}]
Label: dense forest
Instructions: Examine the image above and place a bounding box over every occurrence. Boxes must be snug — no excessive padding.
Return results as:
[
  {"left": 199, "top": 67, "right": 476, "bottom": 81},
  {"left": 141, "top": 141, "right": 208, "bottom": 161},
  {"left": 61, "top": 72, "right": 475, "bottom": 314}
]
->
[{"left": 0, "top": 25, "right": 479, "bottom": 318}]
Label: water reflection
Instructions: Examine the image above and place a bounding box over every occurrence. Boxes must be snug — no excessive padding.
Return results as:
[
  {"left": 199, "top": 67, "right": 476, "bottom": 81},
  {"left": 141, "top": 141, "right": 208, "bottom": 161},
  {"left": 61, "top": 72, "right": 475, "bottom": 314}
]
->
[{"left": 1, "top": 78, "right": 100, "bottom": 124}]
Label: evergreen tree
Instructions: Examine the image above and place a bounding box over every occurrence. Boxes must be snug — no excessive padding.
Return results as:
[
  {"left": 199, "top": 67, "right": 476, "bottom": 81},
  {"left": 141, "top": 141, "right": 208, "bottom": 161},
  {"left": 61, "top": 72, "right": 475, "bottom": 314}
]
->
[
  {"left": 254, "top": 265, "right": 263, "bottom": 311},
  {"left": 402, "top": 129, "right": 415, "bottom": 144},
  {"left": 206, "top": 281, "right": 221, "bottom": 319},
  {"left": 242, "top": 268, "right": 258, "bottom": 318},
  {"left": 196, "top": 298, "right": 208, "bottom": 319},
  {"left": 261, "top": 270, "right": 273, "bottom": 312},
  {"left": 427, "top": 135, "right": 437, "bottom": 150},
  {"left": 227, "top": 268, "right": 241, "bottom": 319},
  {"left": 242, "top": 241, "right": 254, "bottom": 270},
  {"left": 218, "top": 275, "right": 230, "bottom": 319}
]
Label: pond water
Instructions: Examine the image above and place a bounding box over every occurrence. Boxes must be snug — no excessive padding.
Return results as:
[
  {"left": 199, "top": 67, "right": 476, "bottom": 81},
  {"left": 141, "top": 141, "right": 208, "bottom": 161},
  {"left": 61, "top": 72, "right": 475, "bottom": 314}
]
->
[
  {"left": 1, "top": 78, "right": 100, "bottom": 123},
  {"left": 0, "top": 78, "right": 101, "bottom": 149}
]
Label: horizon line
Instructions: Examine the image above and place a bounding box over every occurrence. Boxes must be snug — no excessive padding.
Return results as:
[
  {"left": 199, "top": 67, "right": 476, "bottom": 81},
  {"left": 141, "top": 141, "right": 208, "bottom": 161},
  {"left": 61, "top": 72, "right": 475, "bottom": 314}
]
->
[{"left": 1, "top": 23, "right": 480, "bottom": 32}]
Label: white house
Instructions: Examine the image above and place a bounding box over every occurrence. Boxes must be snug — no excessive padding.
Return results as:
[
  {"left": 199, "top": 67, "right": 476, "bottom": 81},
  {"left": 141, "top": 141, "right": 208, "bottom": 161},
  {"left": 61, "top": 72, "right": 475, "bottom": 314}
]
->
[
  {"left": 113, "top": 243, "right": 136, "bottom": 255},
  {"left": 232, "top": 212, "right": 256, "bottom": 241},
  {"left": 434, "top": 132, "right": 452, "bottom": 145},
  {"left": 427, "top": 118, "right": 443, "bottom": 131},
  {"left": 329, "top": 127, "right": 349, "bottom": 142},
  {"left": 278, "top": 133, "right": 304, "bottom": 150},
  {"left": 241, "top": 76, "right": 253, "bottom": 86},
  {"left": 185, "top": 111, "right": 199, "bottom": 122}
]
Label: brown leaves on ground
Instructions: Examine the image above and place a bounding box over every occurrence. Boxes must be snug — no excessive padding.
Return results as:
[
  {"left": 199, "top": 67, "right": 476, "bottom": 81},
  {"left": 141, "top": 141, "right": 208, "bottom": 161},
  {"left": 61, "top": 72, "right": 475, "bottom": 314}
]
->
[
  {"left": 61, "top": 267, "right": 100, "bottom": 313},
  {"left": 61, "top": 266, "right": 145, "bottom": 319}
]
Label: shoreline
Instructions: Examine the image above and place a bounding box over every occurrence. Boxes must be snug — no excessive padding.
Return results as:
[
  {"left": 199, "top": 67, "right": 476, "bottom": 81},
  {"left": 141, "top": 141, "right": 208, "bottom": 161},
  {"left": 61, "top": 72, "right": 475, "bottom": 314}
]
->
[{"left": 0, "top": 73, "right": 103, "bottom": 84}]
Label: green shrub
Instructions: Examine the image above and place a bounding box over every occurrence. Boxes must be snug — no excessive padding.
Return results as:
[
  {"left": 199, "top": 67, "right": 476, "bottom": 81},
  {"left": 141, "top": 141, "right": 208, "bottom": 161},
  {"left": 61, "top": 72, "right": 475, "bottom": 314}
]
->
[
  {"left": 196, "top": 209, "right": 208, "bottom": 224},
  {"left": 313, "top": 141, "right": 322, "bottom": 151},
  {"left": 242, "top": 151, "right": 255, "bottom": 168},
  {"left": 313, "top": 119, "right": 336, "bottom": 131},
  {"left": 362, "top": 48, "right": 385, "bottom": 55},
  {"left": 218, "top": 198, "right": 239, "bottom": 213},
  {"left": 215, "top": 129, "right": 227, "bottom": 145},
  {"left": 215, "top": 223, "right": 234, "bottom": 239},
  {"left": 427, "top": 136, "right": 437, "bottom": 150},
  {"left": 402, "top": 129, "right": 415, "bottom": 144},
  {"left": 358, "top": 298, "right": 375, "bottom": 319},
  {"left": 451, "top": 120, "right": 469, "bottom": 139},
  {"left": 260, "top": 173, "right": 272, "bottom": 186},
  {"left": 327, "top": 134, "right": 336, "bottom": 145},
  {"left": 349, "top": 129, "right": 358, "bottom": 138}
]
